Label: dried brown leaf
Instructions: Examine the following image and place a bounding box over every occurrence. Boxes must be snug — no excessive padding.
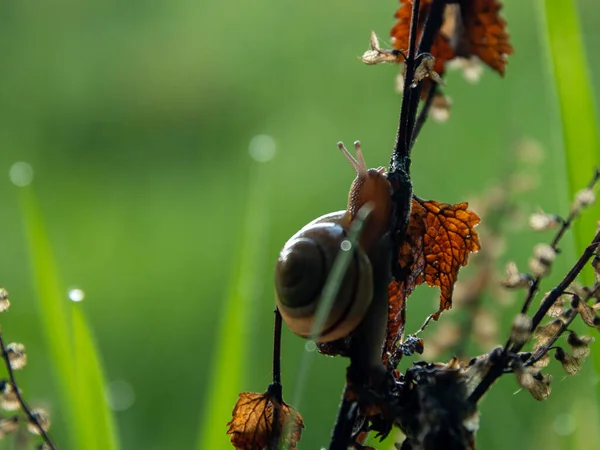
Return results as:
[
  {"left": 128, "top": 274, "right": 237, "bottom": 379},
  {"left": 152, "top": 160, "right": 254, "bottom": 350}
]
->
[
  {"left": 227, "top": 391, "right": 304, "bottom": 450},
  {"left": 384, "top": 197, "right": 480, "bottom": 365}
]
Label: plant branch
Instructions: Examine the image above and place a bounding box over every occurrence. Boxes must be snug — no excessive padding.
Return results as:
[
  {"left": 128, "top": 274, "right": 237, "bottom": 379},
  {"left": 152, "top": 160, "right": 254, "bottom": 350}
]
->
[
  {"left": 0, "top": 331, "right": 56, "bottom": 450},
  {"left": 469, "top": 228, "right": 600, "bottom": 404}
]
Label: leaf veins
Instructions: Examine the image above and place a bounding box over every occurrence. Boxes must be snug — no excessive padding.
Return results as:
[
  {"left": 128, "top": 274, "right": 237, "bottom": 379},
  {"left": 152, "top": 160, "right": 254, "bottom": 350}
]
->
[
  {"left": 227, "top": 391, "right": 304, "bottom": 450},
  {"left": 384, "top": 197, "right": 480, "bottom": 367}
]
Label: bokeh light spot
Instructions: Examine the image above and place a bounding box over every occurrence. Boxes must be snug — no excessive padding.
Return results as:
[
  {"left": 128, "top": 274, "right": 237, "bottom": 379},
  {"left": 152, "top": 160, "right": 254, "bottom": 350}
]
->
[
  {"left": 68, "top": 288, "right": 85, "bottom": 302},
  {"left": 553, "top": 412, "right": 576, "bottom": 436},
  {"left": 106, "top": 380, "right": 136, "bottom": 412},
  {"left": 9, "top": 162, "right": 34, "bottom": 187},
  {"left": 249, "top": 134, "right": 276, "bottom": 162}
]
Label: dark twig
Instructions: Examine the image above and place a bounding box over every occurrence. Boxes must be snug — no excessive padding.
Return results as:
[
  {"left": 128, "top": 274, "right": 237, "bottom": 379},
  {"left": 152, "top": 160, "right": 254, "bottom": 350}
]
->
[
  {"left": 0, "top": 331, "right": 56, "bottom": 450},
  {"left": 469, "top": 228, "right": 600, "bottom": 404},
  {"left": 411, "top": 83, "right": 438, "bottom": 148},
  {"left": 517, "top": 169, "right": 600, "bottom": 318},
  {"left": 329, "top": 386, "right": 359, "bottom": 450},
  {"left": 273, "top": 308, "right": 282, "bottom": 389}
]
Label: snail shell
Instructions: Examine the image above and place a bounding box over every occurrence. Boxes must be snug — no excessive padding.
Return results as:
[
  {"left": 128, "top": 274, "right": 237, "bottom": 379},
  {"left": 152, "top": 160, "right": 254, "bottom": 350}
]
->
[
  {"left": 274, "top": 141, "right": 392, "bottom": 344},
  {"left": 275, "top": 211, "right": 374, "bottom": 342}
]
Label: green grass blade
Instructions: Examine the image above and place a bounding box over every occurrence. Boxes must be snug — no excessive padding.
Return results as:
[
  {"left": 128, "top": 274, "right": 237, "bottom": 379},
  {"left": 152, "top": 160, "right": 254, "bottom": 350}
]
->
[
  {"left": 539, "top": 0, "right": 600, "bottom": 436},
  {"left": 19, "top": 187, "right": 119, "bottom": 449},
  {"left": 72, "top": 305, "right": 120, "bottom": 450},
  {"left": 197, "top": 158, "right": 272, "bottom": 449},
  {"left": 540, "top": 0, "right": 600, "bottom": 266}
]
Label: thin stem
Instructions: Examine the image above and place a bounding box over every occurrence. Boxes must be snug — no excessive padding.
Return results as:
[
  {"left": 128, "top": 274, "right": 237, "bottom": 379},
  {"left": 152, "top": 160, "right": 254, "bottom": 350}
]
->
[
  {"left": 0, "top": 332, "right": 56, "bottom": 450},
  {"left": 469, "top": 229, "right": 600, "bottom": 404},
  {"left": 405, "top": 0, "right": 445, "bottom": 145},
  {"left": 519, "top": 169, "right": 600, "bottom": 317},
  {"left": 273, "top": 308, "right": 282, "bottom": 388},
  {"left": 328, "top": 385, "right": 358, "bottom": 450},
  {"left": 391, "top": 0, "right": 421, "bottom": 173},
  {"left": 411, "top": 83, "right": 438, "bottom": 148}
]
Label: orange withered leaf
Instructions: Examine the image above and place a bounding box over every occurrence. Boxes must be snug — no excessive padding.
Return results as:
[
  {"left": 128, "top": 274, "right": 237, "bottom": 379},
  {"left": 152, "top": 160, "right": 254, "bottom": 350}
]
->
[
  {"left": 391, "top": 0, "right": 513, "bottom": 77},
  {"left": 227, "top": 391, "right": 304, "bottom": 450},
  {"left": 391, "top": 0, "right": 455, "bottom": 76},
  {"left": 384, "top": 197, "right": 480, "bottom": 364},
  {"left": 459, "top": 0, "right": 513, "bottom": 75}
]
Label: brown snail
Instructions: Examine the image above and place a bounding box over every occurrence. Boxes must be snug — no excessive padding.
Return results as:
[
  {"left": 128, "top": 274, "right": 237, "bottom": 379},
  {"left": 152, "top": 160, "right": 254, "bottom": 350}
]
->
[{"left": 274, "top": 141, "right": 393, "bottom": 368}]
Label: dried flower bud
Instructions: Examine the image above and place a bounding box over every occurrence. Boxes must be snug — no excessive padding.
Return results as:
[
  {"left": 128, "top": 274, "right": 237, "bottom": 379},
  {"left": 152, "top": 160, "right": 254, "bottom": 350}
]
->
[
  {"left": 528, "top": 212, "right": 561, "bottom": 231},
  {"left": 501, "top": 262, "right": 533, "bottom": 289},
  {"left": 592, "top": 255, "right": 600, "bottom": 282},
  {"left": 411, "top": 53, "right": 445, "bottom": 87},
  {"left": 472, "top": 309, "right": 499, "bottom": 350},
  {"left": 572, "top": 188, "right": 596, "bottom": 212},
  {"left": 361, "top": 31, "right": 399, "bottom": 65},
  {"left": 0, "top": 289, "right": 9, "bottom": 313},
  {"left": 529, "top": 244, "right": 556, "bottom": 277},
  {"left": 5, "top": 343, "right": 27, "bottom": 370},
  {"left": 0, "top": 381, "right": 20, "bottom": 411},
  {"left": 514, "top": 364, "right": 552, "bottom": 401},
  {"left": 567, "top": 332, "right": 594, "bottom": 359},
  {"left": 554, "top": 347, "right": 581, "bottom": 375},
  {"left": 531, "top": 350, "right": 551, "bottom": 369},
  {"left": 447, "top": 57, "right": 483, "bottom": 83},
  {"left": 510, "top": 314, "right": 532, "bottom": 345},
  {"left": 28, "top": 408, "right": 51, "bottom": 435},
  {"left": 431, "top": 93, "right": 452, "bottom": 123},
  {"left": 533, "top": 319, "right": 563, "bottom": 347},
  {"left": 571, "top": 295, "right": 599, "bottom": 327},
  {"left": 543, "top": 293, "right": 566, "bottom": 318}
]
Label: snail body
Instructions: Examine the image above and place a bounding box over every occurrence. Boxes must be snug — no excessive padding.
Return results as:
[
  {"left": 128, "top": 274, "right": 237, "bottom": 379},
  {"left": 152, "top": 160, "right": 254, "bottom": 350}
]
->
[{"left": 275, "top": 141, "right": 393, "bottom": 368}]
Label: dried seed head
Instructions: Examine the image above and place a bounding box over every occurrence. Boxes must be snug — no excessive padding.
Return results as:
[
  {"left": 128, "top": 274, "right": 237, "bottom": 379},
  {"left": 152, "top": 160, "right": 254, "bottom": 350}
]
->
[
  {"left": 447, "top": 57, "right": 483, "bottom": 83},
  {"left": 28, "top": 408, "right": 51, "bottom": 435},
  {"left": 567, "top": 332, "right": 595, "bottom": 359},
  {"left": 571, "top": 296, "right": 599, "bottom": 327},
  {"left": 544, "top": 293, "right": 566, "bottom": 318},
  {"left": 411, "top": 53, "right": 445, "bottom": 87},
  {"left": 572, "top": 188, "right": 596, "bottom": 212},
  {"left": 5, "top": 343, "right": 27, "bottom": 370},
  {"left": 472, "top": 309, "right": 499, "bottom": 350},
  {"left": 533, "top": 319, "right": 563, "bottom": 347},
  {"left": 528, "top": 212, "right": 561, "bottom": 231},
  {"left": 431, "top": 93, "right": 452, "bottom": 123},
  {"left": 531, "top": 350, "right": 551, "bottom": 369},
  {"left": 514, "top": 365, "right": 552, "bottom": 401},
  {"left": 554, "top": 347, "right": 581, "bottom": 375},
  {"left": 510, "top": 314, "right": 532, "bottom": 346},
  {"left": 0, "top": 289, "right": 9, "bottom": 313},
  {"left": 592, "top": 255, "right": 600, "bottom": 282},
  {"left": 501, "top": 262, "right": 533, "bottom": 289},
  {"left": 361, "top": 31, "right": 399, "bottom": 65},
  {"left": 0, "top": 416, "right": 18, "bottom": 438},
  {"left": 529, "top": 244, "right": 556, "bottom": 277},
  {"left": 0, "top": 381, "right": 20, "bottom": 411}
]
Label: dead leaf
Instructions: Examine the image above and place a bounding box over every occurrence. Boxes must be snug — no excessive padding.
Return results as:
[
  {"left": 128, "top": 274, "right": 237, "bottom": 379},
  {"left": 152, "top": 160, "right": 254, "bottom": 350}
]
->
[
  {"left": 390, "top": 0, "right": 513, "bottom": 77},
  {"left": 227, "top": 391, "right": 304, "bottom": 449},
  {"left": 459, "top": 0, "right": 514, "bottom": 75},
  {"left": 391, "top": 0, "right": 455, "bottom": 76},
  {"left": 384, "top": 197, "right": 480, "bottom": 367}
]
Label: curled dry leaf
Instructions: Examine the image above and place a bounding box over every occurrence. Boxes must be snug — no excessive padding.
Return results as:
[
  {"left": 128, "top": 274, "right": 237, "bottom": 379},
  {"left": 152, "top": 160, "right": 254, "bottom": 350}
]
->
[
  {"left": 384, "top": 197, "right": 480, "bottom": 366},
  {"left": 457, "top": 0, "right": 514, "bottom": 75},
  {"left": 227, "top": 391, "right": 304, "bottom": 450},
  {"left": 391, "top": 0, "right": 454, "bottom": 76},
  {"left": 391, "top": 0, "right": 513, "bottom": 77}
]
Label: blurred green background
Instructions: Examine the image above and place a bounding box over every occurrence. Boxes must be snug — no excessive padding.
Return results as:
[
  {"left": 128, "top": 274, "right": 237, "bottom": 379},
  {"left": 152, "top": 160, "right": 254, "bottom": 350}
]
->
[{"left": 0, "top": 0, "right": 599, "bottom": 449}]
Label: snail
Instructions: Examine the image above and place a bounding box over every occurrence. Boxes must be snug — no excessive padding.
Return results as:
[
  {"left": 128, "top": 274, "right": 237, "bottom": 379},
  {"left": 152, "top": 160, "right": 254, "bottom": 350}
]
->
[{"left": 274, "top": 141, "right": 393, "bottom": 370}]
